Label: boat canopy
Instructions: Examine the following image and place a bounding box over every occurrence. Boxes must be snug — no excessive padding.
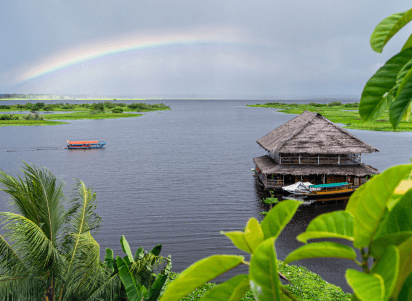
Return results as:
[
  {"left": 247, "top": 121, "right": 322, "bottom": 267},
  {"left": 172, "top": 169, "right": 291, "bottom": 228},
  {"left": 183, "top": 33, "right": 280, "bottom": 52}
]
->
[
  {"left": 310, "top": 182, "right": 350, "bottom": 188},
  {"left": 67, "top": 140, "right": 99, "bottom": 144}
]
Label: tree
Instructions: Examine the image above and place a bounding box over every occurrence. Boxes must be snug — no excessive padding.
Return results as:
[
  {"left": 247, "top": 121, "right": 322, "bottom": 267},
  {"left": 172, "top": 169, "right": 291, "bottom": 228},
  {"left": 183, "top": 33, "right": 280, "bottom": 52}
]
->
[{"left": 0, "top": 162, "right": 102, "bottom": 301}]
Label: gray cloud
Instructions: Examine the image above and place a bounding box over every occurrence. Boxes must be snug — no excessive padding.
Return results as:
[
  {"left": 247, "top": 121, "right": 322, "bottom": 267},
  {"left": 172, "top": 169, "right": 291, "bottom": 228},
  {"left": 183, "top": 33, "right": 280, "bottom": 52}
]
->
[{"left": 1, "top": 1, "right": 411, "bottom": 98}]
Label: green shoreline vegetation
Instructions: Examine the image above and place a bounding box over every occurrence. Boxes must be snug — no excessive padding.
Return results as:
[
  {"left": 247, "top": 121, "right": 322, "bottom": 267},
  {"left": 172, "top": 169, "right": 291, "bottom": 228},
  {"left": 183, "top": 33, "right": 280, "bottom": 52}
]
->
[
  {"left": 164, "top": 261, "right": 351, "bottom": 301},
  {"left": 247, "top": 101, "right": 412, "bottom": 131},
  {"left": 0, "top": 101, "right": 169, "bottom": 126}
]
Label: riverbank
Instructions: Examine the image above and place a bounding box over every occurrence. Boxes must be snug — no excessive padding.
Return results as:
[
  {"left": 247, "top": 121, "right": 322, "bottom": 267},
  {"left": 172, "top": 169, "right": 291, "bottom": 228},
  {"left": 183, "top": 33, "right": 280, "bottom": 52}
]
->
[
  {"left": 247, "top": 102, "right": 412, "bottom": 131},
  {"left": 163, "top": 260, "right": 351, "bottom": 300},
  {"left": 0, "top": 102, "right": 169, "bottom": 126}
]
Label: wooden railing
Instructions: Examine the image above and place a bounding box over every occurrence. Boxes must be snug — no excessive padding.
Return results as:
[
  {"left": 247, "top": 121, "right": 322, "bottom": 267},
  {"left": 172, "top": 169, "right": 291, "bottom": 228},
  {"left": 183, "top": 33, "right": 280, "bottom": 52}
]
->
[
  {"left": 264, "top": 179, "right": 284, "bottom": 188},
  {"left": 280, "top": 156, "right": 360, "bottom": 165}
]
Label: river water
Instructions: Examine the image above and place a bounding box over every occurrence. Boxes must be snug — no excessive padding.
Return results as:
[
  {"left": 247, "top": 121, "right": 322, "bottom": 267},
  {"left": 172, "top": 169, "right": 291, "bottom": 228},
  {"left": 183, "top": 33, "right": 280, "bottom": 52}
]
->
[{"left": 0, "top": 99, "right": 411, "bottom": 293}]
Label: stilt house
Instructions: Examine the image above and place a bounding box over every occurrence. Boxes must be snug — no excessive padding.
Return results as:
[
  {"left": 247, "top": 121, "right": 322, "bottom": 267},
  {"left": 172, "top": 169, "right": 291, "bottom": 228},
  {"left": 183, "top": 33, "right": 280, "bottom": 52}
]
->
[{"left": 253, "top": 110, "right": 380, "bottom": 190}]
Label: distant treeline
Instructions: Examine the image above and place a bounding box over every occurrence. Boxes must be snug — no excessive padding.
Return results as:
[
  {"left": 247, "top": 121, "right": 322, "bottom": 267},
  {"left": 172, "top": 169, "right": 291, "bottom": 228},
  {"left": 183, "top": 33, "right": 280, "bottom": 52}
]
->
[{"left": 0, "top": 94, "right": 29, "bottom": 99}]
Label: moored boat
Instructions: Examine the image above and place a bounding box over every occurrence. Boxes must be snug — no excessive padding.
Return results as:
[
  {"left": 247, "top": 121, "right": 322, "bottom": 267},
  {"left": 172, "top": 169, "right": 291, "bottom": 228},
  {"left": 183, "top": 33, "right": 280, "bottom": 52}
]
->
[
  {"left": 282, "top": 182, "right": 354, "bottom": 198},
  {"left": 66, "top": 140, "right": 106, "bottom": 149},
  {"left": 303, "top": 182, "right": 353, "bottom": 198},
  {"left": 282, "top": 182, "right": 313, "bottom": 195}
]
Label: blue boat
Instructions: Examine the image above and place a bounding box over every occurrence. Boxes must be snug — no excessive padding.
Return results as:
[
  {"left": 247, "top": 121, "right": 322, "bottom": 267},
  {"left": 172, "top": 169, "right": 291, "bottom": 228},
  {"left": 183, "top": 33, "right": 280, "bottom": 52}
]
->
[{"left": 66, "top": 140, "right": 106, "bottom": 149}]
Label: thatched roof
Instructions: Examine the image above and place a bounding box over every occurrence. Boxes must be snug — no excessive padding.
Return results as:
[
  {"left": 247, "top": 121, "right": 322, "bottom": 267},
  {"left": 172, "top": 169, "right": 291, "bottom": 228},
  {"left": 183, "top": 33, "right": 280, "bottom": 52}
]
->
[
  {"left": 253, "top": 155, "right": 379, "bottom": 176},
  {"left": 257, "top": 111, "right": 379, "bottom": 154}
]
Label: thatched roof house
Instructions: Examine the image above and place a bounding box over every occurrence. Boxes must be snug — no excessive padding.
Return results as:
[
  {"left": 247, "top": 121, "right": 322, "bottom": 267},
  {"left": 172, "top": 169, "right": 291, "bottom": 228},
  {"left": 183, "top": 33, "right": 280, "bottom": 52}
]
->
[
  {"left": 257, "top": 110, "right": 379, "bottom": 154},
  {"left": 254, "top": 110, "right": 379, "bottom": 189}
]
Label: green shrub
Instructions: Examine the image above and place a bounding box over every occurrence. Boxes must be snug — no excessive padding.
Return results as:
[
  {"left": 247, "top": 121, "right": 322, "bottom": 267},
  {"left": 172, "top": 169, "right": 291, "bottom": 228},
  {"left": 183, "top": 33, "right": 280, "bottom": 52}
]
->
[
  {"left": 0, "top": 114, "right": 18, "bottom": 120},
  {"left": 128, "top": 102, "right": 151, "bottom": 111},
  {"left": 344, "top": 103, "right": 359, "bottom": 108},
  {"left": 112, "top": 107, "right": 123, "bottom": 113},
  {"left": 61, "top": 103, "right": 75, "bottom": 109},
  {"left": 33, "top": 102, "right": 45, "bottom": 111},
  {"left": 308, "top": 103, "right": 326, "bottom": 107},
  {"left": 327, "top": 101, "right": 342, "bottom": 107},
  {"left": 91, "top": 102, "right": 105, "bottom": 112},
  {"left": 104, "top": 101, "right": 115, "bottom": 108},
  {"left": 42, "top": 105, "right": 55, "bottom": 111},
  {"left": 0, "top": 105, "right": 11, "bottom": 109}
]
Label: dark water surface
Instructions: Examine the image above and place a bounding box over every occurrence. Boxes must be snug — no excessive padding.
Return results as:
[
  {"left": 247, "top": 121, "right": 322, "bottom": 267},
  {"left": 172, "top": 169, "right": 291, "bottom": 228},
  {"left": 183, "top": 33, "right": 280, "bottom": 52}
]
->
[{"left": 0, "top": 99, "right": 411, "bottom": 293}]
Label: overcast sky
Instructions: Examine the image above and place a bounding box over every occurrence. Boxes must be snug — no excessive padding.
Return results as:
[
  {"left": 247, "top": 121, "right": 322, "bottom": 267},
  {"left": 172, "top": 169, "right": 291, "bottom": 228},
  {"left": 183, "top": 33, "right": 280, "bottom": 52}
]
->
[{"left": 1, "top": 1, "right": 411, "bottom": 99}]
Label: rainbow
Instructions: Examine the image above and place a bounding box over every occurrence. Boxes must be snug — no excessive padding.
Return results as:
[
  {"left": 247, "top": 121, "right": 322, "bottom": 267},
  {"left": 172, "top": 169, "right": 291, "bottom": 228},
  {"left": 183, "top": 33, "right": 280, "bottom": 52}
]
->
[{"left": 17, "top": 26, "right": 245, "bottom": 84}]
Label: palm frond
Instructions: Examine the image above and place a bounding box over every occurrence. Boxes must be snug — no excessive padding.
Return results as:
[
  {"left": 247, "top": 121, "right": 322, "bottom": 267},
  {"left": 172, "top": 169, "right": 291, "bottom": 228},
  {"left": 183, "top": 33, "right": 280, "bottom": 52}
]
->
[
  {"left": 83, "top": 272, "right": 122, "bottom": 301},
  {"left": 62, "top": 233, "right": 105, "bottom": 300},
  {"left": 0, "top": 169, "right": 40, "bottom": 226},
  {"left": 69, "top": 180, "right": 101, "bottom": 236},
  {"left": 0, "top": 235, "right": 26, "bottom": 276},
  {"left": 0, "top": 212, "right": 65, "bottom": 278},
  {"left": 0, "top": 276, "right": 44, "bottom": 301},
  {"left": 20, "top": 162, "right": 66, "bottom": 245}
]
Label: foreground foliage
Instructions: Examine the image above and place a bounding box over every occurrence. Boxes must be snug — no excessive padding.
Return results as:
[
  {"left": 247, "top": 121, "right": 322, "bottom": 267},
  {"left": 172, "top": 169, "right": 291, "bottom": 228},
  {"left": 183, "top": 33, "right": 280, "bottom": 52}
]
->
[
  {"left": 161, "top": 164, "right": 412, "bottom": 300},
  {"left": 359, "top": 6, "right": 412, "bottom": 129},
  {"left": 0, "top": 163, "right": 169, "bottom": 301},
  {"left": 163, "top": 262, "right": 351, "bottom": 301}
]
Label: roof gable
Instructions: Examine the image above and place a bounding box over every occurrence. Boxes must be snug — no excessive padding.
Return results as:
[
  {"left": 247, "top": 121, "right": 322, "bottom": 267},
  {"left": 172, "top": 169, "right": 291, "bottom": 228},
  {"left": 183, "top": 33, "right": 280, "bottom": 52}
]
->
[{"left": 257, "top": 111, "right": 379, "bottom": 154}]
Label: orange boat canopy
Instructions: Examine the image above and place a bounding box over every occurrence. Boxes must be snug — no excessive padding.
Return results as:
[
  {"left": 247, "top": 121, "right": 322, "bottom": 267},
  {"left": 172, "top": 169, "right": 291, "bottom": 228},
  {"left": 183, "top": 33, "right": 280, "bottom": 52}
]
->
[{"left": 67, "top": 140, "right": 98, "bottom": 144}]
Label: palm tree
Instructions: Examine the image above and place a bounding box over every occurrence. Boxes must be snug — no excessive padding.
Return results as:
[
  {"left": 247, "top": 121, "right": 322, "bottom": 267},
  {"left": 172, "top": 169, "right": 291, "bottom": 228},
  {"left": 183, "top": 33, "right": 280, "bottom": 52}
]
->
[{"left": 0, "top": 162, "right": 102, "bottom": 301}]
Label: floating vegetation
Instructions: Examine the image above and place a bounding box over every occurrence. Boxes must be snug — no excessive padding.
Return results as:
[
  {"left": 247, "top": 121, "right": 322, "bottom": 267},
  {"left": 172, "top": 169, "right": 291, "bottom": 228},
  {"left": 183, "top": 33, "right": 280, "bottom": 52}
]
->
[
  {"left": 0, "top": 101, "right": 170, "bottom": 126},
  {"left": 247, "top": 102, "right": 412, "bottom": 131}
]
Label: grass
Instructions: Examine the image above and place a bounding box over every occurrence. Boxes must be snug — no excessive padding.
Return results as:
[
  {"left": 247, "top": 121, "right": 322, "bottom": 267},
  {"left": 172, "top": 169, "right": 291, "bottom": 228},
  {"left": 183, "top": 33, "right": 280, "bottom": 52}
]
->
[
  {"left": 247, "top": 102, "right": 412, "bottom": 131},
  {"left": 163, "top": 260, "right": 351, "bottom": 301}
]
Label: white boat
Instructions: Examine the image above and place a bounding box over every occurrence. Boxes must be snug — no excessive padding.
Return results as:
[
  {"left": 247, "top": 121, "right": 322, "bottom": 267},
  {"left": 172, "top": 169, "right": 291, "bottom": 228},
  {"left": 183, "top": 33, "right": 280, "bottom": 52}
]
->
[{"left": 282, "top": 182, "right": 313, "bottom": 195}]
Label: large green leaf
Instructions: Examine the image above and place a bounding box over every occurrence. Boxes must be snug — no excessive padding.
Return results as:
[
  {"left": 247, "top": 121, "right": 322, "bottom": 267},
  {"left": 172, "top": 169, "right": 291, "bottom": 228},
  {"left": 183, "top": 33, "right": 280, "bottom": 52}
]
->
[
  {"left": 224, "top": 232, "right": 252, "bottom": 254},
  {"left": 160, "top": 255, "right": 244, "bottom": 301},
  {"left": 200, "top": 274, "right": 249, "bottom": 301},
  {"left": 392, "top": 236, "right": 412, "bottom": 299},
  {"left": 117, "top": 256, "right": 141, "bottom": 301},
  {"left": 397, "top": 271, "right": 412, "bottom": 301},
  {"left": 370, "top": 188, "right": 412, "bottom": 258},
  {"left": 375, "top": 188, "right": 412, "bottom": 235},
  {"left": 346, "top": 269, "right": 384, "bottom": 301},
  {"left": 370, "top": 245, "right": 399, "bottom": 300},
  {"left": 147, "top": 256, "right": 172, "bottom": 301},
  {"left": 150, "top": 244, "right": 162, "bottom": 256},
  {"left": 359, "top": 48, "right": 412, "bottom": 122},
  {"left": 283, "top": 242, "right": 356, "bottom": 265},
  {"left": 346, "top": 164, "right": 412, "bottom": 248},
  {"left": 402, "top": 34, "right": 412, "bottom": 51},
  {"left": 297, "top": 211, "right": 353, "bottom": 243},
  {"left": 135, "top": 246, "right": 144, "bottom": 260},
  {"left": 120, "top": 235, "right": 134, "bottom": 264},
  {"left": 244, "top": 218, "right": 265, "bottom": 253},
  {"left": 370, "top": 232, "right": 412, "bottom": 259},
  {"left": 396, "top": 58, "right": 412, "bottom": 86},
  {"left": 223, "top": 218, "right": 264, "bottom": 254},
  {"left": 104, "top": 248, "right": 115, "bottom": 273},
  {"left": 390, "top": 70, "right": 412, "bottom": 128},
  {"left": 147, "top": 274, "right": 168, "bottom": 301},
  {"left": 260, "top": 200, "right": 302, "bottom": 240},
  {"left": 249, "top": 237, "right": 281, "bottom": 301},
  {"left": 370, "top": 8, "right": 412, "bottom": 53}
]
